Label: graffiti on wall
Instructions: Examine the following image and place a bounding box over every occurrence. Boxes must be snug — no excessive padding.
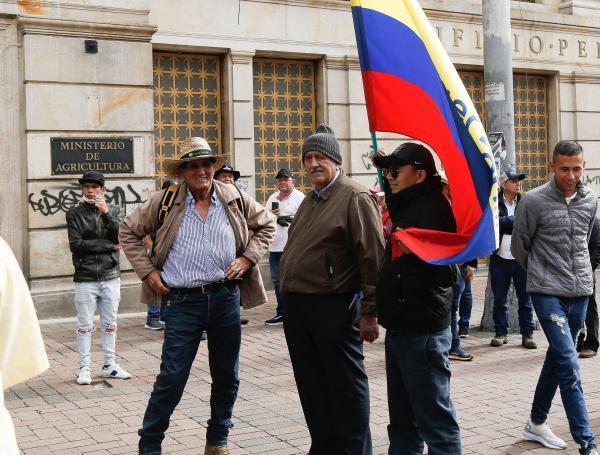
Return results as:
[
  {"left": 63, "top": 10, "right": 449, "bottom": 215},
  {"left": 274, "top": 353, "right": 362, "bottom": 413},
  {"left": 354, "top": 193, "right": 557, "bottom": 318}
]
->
[{"left": 29, "top": 183, "right": 150, "bottom": 216}]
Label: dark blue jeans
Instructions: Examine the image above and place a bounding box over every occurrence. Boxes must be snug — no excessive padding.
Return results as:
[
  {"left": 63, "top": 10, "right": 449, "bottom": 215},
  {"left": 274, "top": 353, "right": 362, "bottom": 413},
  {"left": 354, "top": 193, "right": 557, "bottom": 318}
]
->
[
  {"left": 147, "top": 303, "right": 165, "bottom": 322},
  {"left": 283, "top": 293, "right": 372, "bottom": 454},
  {"left": 269, "top": 252, "right": 287, "bottom": 316},
  {"left": 490, "top": 254, "right": 534, "bottom": 336},
  {"left": 386, "top": 327, "right": 461, "bottom": 455},
  {"left": 450, "top": 265, "right": 473, "bottom": 351},
  {"left": 138, "top": 284, "right": 241, "bottom": 454},
  {"left": 530, "top": 293, "right": 595, "bottom": 451}
]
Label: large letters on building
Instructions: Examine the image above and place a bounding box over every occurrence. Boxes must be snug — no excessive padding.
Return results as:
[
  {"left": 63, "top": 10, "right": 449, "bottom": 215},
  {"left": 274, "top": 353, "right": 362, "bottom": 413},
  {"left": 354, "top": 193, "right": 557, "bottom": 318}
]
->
[{"left": 51, "top": 138, "right": 134, "bottom": 175}]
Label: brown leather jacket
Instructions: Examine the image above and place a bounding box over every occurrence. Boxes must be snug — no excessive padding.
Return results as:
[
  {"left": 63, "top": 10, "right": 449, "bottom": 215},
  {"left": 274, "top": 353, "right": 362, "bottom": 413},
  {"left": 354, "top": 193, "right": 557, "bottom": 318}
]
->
[
  {"left": 119, "top": 180, "right": 276, "bottom": 308},
  {"left": 279, "top": 172, "right": 384, "bottom": 316}
]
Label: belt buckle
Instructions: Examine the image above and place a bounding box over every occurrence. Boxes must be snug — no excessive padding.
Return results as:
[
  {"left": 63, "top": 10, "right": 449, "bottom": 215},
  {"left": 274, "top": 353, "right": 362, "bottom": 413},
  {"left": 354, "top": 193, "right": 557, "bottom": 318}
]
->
[{"left": 200, "top": 283, "right": 207, "bottom": 294}]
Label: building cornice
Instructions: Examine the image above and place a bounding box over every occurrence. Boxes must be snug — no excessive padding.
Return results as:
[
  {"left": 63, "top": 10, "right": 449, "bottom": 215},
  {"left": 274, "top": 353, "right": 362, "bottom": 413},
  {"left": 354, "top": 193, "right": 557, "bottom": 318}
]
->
[
  {"left": 242, "top": 0, "right": 350, "bottom": 12},
  {"left": 19, "top": 17, "right": 156, "bottom": 41}
]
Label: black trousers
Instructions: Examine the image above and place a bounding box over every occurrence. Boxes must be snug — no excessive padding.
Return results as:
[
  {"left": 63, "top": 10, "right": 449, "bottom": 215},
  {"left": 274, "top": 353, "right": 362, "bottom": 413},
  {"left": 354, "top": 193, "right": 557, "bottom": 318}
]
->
[
  {"left": 584, "top": 287, "right": 599, "bottom": 352},
  {"left": 283, "top": 293, "right": 372, "bottom": 455}
]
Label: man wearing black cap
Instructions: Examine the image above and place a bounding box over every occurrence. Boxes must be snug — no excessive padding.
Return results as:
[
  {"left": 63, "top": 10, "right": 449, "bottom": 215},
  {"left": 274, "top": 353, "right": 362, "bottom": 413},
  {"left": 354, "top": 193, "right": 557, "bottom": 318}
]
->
[
  {"left": 489, "top": 170, "right": 536, "bottom": 349},
  {"left": 373, "top": 142, "right": 461, "bottom": 454},
  {"left": 264, "top": 169, "right": 304, "bottom": 325},
  {"left": 279, "top": 124, "right": 384, "bottom": 454},
  {"left": 214, "top": 164, "right": 240, "bottom": 185},
  {"left": 66, "top": 171, "right": 131, "bottom": 386}
]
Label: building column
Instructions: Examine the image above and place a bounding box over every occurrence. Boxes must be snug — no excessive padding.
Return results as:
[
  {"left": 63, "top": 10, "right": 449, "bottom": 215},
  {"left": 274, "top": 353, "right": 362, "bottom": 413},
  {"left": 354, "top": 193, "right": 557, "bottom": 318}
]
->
[
  {"left": 228, "top": 51, "right": 256, "bottom": 196},
  {"left": 0, "top": 9, "right": 26, "bottom": 266}
]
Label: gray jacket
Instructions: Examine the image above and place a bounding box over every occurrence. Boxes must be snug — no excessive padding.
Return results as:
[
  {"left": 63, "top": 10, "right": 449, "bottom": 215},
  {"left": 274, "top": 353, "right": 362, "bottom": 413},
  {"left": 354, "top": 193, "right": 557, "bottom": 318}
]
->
[{"left": 511, "top": 177, "right": 597, "bottom": 297}]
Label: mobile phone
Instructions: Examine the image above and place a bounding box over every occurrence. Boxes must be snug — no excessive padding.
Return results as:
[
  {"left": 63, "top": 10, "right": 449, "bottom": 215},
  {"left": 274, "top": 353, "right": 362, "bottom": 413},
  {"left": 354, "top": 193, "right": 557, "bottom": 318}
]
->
[{"left": 272, "top": 201, "right": 279, "bottom": 210}]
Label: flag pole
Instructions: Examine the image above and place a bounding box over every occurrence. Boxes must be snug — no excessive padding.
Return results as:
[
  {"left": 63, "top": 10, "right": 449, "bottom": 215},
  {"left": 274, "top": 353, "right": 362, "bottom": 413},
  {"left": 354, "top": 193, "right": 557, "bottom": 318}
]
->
[{"left": 370, "top": 131, "right": 385, "bottom": 189}]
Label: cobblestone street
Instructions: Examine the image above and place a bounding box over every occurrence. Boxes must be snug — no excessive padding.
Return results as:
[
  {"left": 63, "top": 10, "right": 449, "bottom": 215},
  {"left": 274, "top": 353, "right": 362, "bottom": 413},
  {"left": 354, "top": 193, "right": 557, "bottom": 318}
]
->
[{"left": 7, "top": 274, "right": 600, "bottom": 454}]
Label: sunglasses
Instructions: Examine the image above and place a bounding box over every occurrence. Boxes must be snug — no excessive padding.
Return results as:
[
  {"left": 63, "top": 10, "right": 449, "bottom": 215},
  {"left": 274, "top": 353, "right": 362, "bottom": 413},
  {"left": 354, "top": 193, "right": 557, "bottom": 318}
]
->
[{"left": 382, "top": 167, "right": 401, "bottom": 179}]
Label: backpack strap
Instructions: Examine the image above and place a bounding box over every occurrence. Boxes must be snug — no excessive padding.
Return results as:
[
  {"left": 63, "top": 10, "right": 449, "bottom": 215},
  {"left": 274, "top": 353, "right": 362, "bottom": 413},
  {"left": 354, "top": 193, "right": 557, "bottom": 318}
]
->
[
  {"left": 232, "top": 184, "right": 248, "bottom": 219},
  {"left": 157, "top": 184, "right": 180, "bottom": 227}
]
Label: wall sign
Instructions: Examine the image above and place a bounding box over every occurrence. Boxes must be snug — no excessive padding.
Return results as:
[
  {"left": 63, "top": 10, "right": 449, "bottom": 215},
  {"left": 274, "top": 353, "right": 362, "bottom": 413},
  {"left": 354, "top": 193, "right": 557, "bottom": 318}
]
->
[{"left": 51, "top": 138, "right": 134, "bottom": 175}]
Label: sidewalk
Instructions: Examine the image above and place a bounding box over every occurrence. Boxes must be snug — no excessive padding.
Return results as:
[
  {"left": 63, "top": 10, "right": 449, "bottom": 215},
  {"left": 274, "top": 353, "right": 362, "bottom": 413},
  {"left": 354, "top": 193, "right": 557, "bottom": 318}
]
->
[{"left": 7, "top": 274, "right": 600, "bottom": 454}]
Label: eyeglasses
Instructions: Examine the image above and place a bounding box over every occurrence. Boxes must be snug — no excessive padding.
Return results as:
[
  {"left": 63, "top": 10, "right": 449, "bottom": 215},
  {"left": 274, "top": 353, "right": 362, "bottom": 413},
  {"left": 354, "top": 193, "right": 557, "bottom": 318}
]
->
[{"left": 382, "top": 167, "right": 402, "bottom": 179}]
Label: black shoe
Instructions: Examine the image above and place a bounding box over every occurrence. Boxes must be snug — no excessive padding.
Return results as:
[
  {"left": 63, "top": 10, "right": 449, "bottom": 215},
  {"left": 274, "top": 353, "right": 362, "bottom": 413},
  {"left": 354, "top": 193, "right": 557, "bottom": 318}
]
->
[
  {"left": 458, "top": 326, "right": 469, "bottom": 338},
  {"left": 240, "top": 318, "right": 249, "bottom": 326},
  {"left": 144, "top": 319, "right": 164, "bottom": 330},
  {"left": 265, "top": 315, "right": 284, "bottom": 326},
  {"left": 449, "top": 348, "right": 473, "bottom": 361},
  {"left": 577, "top": 332, "right": 586, "bottom": 352}
]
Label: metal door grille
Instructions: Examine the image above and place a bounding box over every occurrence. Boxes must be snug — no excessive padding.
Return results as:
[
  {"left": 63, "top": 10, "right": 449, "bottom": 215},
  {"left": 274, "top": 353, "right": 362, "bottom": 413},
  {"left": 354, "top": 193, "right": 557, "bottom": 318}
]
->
[
  {"left": 253, "top": 59, "right": 316, "bottom": 204},
  {"left": 153, "top": 52, "right": 222, "bottom": 186},
  {"left": 459, "top": 71, "right": 548, "bottom": 191}
]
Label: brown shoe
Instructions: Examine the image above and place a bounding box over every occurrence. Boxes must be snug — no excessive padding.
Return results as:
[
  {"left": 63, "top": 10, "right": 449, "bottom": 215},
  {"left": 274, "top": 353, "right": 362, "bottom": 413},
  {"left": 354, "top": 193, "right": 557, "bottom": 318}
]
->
[
  {"left": 579, "top": 348, "right": 597, "bottom": 359},
  {"left": 490, "top": 335, "right": 508, "bottom": 347},
  {"left": 204, "top": 445, "right": 230, "bottom": 455},
  {"left": 522, "top": 334, "right": 537, "bottom": 349}
]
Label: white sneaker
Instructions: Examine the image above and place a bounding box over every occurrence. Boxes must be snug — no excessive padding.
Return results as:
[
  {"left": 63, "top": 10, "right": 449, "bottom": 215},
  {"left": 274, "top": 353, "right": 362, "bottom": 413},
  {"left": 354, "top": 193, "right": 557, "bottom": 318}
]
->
[
  {"left": 101, "top": 363, "right": 132, "bottom": 380},
  {"left": 76, "top": 368, "right": 92, "bottom": 385},
  {"left": 523, "top": 418, "right": 567, "bottom": 449}
]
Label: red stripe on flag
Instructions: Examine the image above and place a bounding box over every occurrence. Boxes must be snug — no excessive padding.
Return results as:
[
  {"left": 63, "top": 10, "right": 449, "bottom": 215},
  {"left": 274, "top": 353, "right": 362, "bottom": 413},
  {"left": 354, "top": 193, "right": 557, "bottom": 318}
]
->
[{"left": 362, "top": 70, "right": 482, "bottom": 235}]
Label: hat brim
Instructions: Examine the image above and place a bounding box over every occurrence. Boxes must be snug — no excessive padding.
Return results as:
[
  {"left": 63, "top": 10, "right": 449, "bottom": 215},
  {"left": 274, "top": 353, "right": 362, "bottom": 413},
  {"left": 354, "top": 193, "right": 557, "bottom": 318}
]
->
[
  {"left": 502, "top": 173, "right": 526, "bottom": 183},
  {"left": 78, "top": 178, "right": 104, "bottom": 186},
  {"left": 373, "top": 154, "right": 409, "bottom": 169},
  {"left": 162, "top": 153, "right": 228, "bottom": 178}
]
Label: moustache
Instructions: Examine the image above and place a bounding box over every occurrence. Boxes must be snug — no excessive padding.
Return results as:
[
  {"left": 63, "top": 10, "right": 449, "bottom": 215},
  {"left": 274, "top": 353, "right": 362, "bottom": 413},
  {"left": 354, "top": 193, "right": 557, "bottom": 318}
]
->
[{"left": 309, "top": 167, "right": 324, "bottom": 174}]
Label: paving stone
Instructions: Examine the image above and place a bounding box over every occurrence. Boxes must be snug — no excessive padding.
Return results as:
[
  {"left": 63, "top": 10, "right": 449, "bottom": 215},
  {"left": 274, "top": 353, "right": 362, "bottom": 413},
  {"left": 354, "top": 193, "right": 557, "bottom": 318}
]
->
[{"left": 6, "top": 280, "right": 600, "bottom": 454}]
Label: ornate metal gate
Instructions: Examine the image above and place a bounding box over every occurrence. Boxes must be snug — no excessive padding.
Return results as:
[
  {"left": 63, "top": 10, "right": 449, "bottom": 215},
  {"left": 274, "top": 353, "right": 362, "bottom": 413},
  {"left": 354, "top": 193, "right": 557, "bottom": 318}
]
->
[
  {"left": 253, "top": 59, "right": 316, "bottom": 204},
  {"left": 153, "top": 52, "right": 222, "bottom": 186},
  {"left": 459, "top": 71, "right": 548, "bottom": 191}
]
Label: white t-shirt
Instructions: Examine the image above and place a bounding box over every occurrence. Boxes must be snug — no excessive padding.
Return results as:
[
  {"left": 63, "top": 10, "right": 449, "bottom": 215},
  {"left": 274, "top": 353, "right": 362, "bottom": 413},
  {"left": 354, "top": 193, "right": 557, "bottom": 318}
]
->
[
  {"left": 566, "top": 193, "right": 577, "bottom": 205},
  {"left": 498, "top": 197, "right": 517, "bottom": 260},
  {"left": 266, "top": 189, "right": 305, "bottom": 252}
]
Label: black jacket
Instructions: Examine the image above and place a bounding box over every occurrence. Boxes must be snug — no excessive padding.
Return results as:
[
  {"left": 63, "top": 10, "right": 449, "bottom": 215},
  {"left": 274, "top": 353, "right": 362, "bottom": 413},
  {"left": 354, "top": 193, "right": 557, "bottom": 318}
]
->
[
  {"left": 494, "top": 189, "right": 521, "bottom": 256},
  {"left": 66, "top": 202, "right": 124, "bottom": 282},
  {"left": 376, "top": 177, "right": 458, "bottom": 334}
]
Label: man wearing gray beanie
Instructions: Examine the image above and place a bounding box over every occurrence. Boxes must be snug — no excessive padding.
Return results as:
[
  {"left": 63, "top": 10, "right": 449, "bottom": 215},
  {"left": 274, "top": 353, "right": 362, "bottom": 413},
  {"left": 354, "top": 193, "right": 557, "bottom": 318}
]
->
[{"left": 279, "top": 124, "right": 384, "bottom": 454}]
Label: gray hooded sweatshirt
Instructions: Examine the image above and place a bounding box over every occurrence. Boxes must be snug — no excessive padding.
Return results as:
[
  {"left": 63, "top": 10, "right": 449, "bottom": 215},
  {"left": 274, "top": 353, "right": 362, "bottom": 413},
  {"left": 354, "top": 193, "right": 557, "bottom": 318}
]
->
[{"left": 511, "top": 177, "right": 597, "bottom": 298}]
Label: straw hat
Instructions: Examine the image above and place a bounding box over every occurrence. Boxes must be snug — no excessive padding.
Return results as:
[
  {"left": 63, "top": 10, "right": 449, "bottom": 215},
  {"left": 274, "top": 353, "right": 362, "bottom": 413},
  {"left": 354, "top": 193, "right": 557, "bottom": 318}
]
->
[{"left": 162, "top": 137, "right": 228, "bottom": 177}]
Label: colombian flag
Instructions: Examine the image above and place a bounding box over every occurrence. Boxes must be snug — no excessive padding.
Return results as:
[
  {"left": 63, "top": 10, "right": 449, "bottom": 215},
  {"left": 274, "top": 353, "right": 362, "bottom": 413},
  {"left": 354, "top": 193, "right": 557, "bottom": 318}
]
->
[{"left": 351, "top": 0, "right": 499, "bottom": 265}]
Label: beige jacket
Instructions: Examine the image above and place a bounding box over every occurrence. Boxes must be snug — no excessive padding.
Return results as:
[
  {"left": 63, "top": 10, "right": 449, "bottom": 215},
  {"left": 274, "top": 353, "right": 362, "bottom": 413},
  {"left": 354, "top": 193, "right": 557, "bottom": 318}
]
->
[
  {"left": 279, "top": 172, "right": 384, "bottom": 316},
  {"left": 119, "top": 180, "right": 276, "bottom": 309}
]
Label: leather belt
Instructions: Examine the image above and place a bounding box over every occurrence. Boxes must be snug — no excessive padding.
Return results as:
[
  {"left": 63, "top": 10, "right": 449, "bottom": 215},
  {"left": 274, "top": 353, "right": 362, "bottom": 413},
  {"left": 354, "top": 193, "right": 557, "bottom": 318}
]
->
[{"left": 171, "top": 279, "right": 235, "bottom": 295}]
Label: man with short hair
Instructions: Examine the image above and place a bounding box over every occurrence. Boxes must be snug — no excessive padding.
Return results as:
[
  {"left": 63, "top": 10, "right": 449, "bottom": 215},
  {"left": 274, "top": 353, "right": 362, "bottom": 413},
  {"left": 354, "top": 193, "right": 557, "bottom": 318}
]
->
[
  {"left": 66, "top": 170, "right": 131, "bottom": 385},
  {"left": 279, "top": 124, "right": 384, "bottom": 454},
  {"left": 120, "top": 138, "right": 275, "bottom": 455},
  {"left": 264, "top": 169, "right": 304, "bottom": 325},
  {"left": 512, "top": 140, "right": 597, "bottom": 455},
  {"left": 374, "top": 143, "right": 461, "bottom": 454},
  {"left": 490, "top": 171, "right": 536, "bottom": 349}
]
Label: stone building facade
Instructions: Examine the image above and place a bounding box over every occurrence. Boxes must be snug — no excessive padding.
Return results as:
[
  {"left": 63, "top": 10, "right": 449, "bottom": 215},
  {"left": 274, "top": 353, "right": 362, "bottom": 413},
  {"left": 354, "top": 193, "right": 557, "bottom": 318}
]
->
[{"left": 1, "top": 0, "right": 599, "bottom": 318}]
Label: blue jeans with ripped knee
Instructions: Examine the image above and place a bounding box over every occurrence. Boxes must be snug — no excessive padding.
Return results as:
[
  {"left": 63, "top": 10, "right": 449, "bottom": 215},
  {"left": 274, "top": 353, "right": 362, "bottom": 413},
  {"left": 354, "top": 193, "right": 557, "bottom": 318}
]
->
[
  {"left": 530, "top": 293, "right": 595, "bottom": 451},
  {"left": 74, "top": 278, "right": 120, "bottom": 369}
]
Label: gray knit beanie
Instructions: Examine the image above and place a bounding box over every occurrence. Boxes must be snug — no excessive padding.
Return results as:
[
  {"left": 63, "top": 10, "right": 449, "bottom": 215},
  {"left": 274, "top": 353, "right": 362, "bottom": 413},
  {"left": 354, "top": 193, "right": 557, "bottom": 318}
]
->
[{"left": 301, "top": 124, "right": 342, "bottom": 164}]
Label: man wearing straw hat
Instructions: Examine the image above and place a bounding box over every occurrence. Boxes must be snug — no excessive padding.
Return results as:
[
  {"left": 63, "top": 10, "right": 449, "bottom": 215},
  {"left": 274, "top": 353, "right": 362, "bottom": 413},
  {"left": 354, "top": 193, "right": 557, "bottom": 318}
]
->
[{"left": 120, "top": 137, "right": 275, "bottom": 455}]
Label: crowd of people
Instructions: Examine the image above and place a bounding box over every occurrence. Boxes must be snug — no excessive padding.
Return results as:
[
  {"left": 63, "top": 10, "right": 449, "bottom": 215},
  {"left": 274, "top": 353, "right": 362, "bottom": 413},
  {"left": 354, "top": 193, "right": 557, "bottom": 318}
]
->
[{"left": 16, "top": 126, "right": 596, "bottom": 454}]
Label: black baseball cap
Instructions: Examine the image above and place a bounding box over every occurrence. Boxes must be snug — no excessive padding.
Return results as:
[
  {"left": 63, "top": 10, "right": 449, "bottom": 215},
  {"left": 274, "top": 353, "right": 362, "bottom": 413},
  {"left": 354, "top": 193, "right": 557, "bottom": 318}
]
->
[
  {"left": 373, "top": 142, "right": 437, "bottom": 174},
  {"left": 78, "top": 171, "right": 105, "bottom": 186},
  {"left": 214, "top": 164, "right": 240, "bottom": 181},
  {"left": 275, "top": 169, "right": 293, "bottom": 179},
  {"left": 500, "top": 171, "right": 526, "bottom": 184}
]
